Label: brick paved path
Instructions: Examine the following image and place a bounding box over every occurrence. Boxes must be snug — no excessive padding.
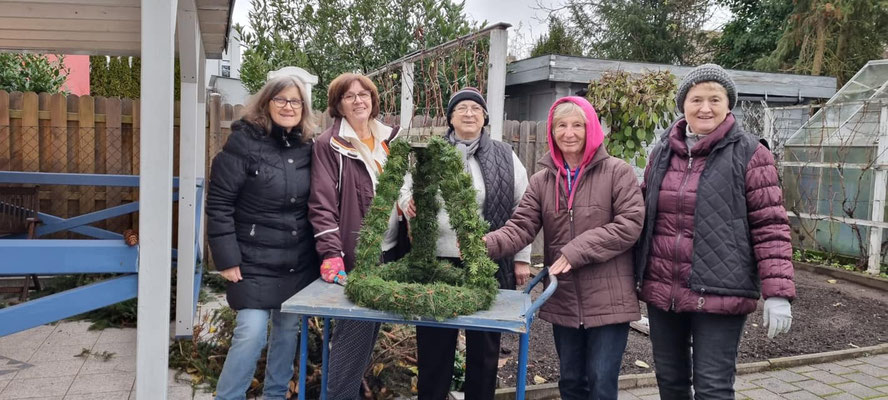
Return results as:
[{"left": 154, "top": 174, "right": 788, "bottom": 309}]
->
[{"left": 620, "top": 354, "right": 888, "bottom": 400}]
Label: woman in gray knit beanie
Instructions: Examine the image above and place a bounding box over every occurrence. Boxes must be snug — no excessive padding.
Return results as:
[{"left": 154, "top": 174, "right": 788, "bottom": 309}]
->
[{"left": 635, "top": 63, "right": 797, "bottom": 399}]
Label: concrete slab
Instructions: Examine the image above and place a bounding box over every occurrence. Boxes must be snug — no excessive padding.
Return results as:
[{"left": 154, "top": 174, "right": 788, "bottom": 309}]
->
[
  {"left": 42, "top": 322, "right": 101, "bottom": 348},
  {"left": 28, "top": 344, "right": 92, "bottom": 363},
  {"left": 13, "top": 358, "right": 84, "bottom": 379},
  {"left": 0, "top": 375, "right": 74, "bottom": 399},
  {"left": 79, "top": 356, "right": 136, "bottom": 375},
  {"left": 66, "top": 372, "right": 135, "bottom": 395},
  {"left": 64, "top": 391, "right": 130, "bottom": 400}
]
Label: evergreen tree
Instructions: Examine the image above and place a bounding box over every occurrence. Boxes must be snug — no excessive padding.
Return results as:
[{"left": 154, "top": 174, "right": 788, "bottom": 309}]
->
[
  {"left": 530, "top": 16, "right": 584, "bottom": 57},
  {"left": 712, "top": 0, "right": 793, "bottom": 70},
  {"left": 554, "top": 0, "right": 715, "bottom": 65},
  {"left": 755, "top": 0, "right": 888, "bottom": 85}
]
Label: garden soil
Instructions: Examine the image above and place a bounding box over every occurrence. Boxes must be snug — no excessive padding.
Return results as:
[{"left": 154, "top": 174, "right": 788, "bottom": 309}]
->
[{"left": 496, "top": 267, "right": 888, "bottom": 387}]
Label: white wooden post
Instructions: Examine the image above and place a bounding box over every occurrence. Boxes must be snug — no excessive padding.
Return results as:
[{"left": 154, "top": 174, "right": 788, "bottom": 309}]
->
[
  {"left": 869, "top": 102, "right": 888, "bottom": 275},
  {"left": 268, "top": 66, "right": 319, "bottom": 107},
  {"left": 486, "top": 26, "right": 508, "bottom": 141},
  {"left": 400, "top": 62, "right": 414, "bottom": 129},
  {"left": 175, "top": 5, "right": 200, "bottom": 337},
  {"left": 197, "top": 46, "right": 208, "bottom": 244},
  {"left": 763, "top": 103, "right": 775, "bottom": 146},
  {"left": 136, "top": 0, "right": 176, "bottom": 397}
]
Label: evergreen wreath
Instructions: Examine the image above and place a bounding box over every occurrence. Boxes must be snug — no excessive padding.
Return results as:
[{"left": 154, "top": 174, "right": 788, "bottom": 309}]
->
[{"left": 345, "top": 136, "right": 500, "bottom": 320}]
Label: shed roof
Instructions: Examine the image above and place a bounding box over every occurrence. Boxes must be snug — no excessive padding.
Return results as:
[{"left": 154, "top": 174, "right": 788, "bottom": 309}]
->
[
  {"left": 507, "top": 55, "right": 837, "bottom": 100},
  {"left": 0, "top": 0, "right": 233, "bottom": 58}
]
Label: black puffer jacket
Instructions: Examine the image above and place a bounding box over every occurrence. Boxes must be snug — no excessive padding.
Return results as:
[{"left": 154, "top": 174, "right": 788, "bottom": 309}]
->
[{"left": 206, "top": 119, "right": 319, "bottom": 310}]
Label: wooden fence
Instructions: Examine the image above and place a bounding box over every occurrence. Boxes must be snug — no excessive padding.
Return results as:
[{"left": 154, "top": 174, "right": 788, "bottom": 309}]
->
[{"left": 1, "top": 91, "right": 551, "bottom": 237}]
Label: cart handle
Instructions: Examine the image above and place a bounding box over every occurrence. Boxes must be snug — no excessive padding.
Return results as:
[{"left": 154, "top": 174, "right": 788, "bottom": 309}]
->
[{"left": 523, "top": 267, "right": 557, "bottom": 323}]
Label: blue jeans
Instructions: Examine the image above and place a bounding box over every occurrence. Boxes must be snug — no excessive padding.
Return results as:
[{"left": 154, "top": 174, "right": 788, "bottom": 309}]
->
[
  {"left": 215, "top": 309, "right": 301, "bottom": 400},
  {"left": 552, "top": 322, "right": 629, "bottom": 400},
  {"left": 647, "top": 306, "right": 747, "bottom": 400}
]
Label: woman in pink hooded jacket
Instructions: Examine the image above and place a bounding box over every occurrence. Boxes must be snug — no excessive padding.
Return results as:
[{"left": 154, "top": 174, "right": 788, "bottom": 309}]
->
[{"left": 484, "top": 96, "right": 644, "bottom": 400}]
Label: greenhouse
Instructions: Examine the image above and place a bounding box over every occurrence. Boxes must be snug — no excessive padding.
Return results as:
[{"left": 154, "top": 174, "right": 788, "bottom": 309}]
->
[{"left": 775, "top": 60, "right": 888, "bottom": 274}]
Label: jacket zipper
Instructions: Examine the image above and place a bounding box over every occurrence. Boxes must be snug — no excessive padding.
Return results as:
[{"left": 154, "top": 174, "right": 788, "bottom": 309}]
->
[
  {"left": 568, "top": 206, "right": 586, "bottom": 327},
  {"left": 250, "top": 224, "right": 256, "bottom": 237},
  {"left": 670, "top": 156, "right": 693, "bottom": 310}
]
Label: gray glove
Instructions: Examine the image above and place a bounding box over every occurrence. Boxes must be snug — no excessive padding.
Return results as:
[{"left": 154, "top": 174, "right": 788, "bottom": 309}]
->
[{"left": 763, "top": 297, "right": 792, "bottom": 339}]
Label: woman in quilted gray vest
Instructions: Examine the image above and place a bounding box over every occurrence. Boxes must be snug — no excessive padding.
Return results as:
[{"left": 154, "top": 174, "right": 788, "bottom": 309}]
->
[
  {"left": 398, "top": 87, "right": 531, "bottom": 400},
  {"left": 635, "top": 63, "right": 797, "bottom": 400}
]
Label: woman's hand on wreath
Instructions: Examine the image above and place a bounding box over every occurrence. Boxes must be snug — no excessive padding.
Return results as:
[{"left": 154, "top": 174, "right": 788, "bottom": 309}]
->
[
  {"left": 514, "top": 262, "right": 530, "bottom": 286},
  {"left": 321, "top": 257, "right": 346, "bottom": 284},
  {"left": 549, "top": 255, "right": 572, "bottom": 275},
  {"left": 220, "top": 266, "right": 243, "bottom": 282}
]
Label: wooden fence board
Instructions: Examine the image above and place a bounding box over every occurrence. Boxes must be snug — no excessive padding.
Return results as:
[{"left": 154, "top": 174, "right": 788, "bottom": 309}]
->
[
  {"left": 49, "top": 93, "right": 68, "bottom": 221},
  {"left": 0, "top": 91, "right": 9, "bottom": 170},
  {"left": 10, "top": 92, "right": 22, "bottom": 170},
  {"left": 22, "top": 92, "right": 38, "bottom": 172},
  {"left": 78, "top": 95, "right": 96, "bottom": 224},
  {"left": 105, "top": 97, "right": 124, "bottom": 233}
]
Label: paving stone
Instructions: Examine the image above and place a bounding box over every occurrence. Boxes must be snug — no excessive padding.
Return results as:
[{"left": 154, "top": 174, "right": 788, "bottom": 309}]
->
[
  {"left": 13, "top": 358, "right": 84, "bottom": 379},
  {"left": 63, "top": 392, "right": 130, "bottom": 400},
  {"left": 789, "top": 366, "right": 818, "bottom": 373},
  {"left": 42, "top": 324, "right": 101, "bottom": 348},
  {"left": 834, "top": 382, "right": 883, "bottom": 398},
  {"left": 782, "top": 390, "right": 826, "bottom": 400},
  {"left": 28, "top": 344, "right": 93, "bottom": 363},
  {"left": 803, "top": 370, "right": 851, "bottom": 385},
  {"left": 849, "top": 363, "right": 888, "bottom": 378},
  {"left": 0, "top": 347, "right": 37, "bottom": 366},
  {"left": 766, "top": 369, "right": 810, "bottom": 383},
  {"left": 735, "top": 377, "right": 760, "bottom": 391},
  {"left": 814, "top": 363, "right": 857, "bottom": 375},
  {"left": 0, "top": 379, "right": 9, "bottom": 393},
  {"left": 89, "top": 342, "right": 136, "bottom": 358},
  {"left": 740, "top": 388, "right": 784, "bottom": 400},
  {"left": 627, "top": 386, "right": 660, "bottom": 396},
  {"left": 755, "top": 377, "right": 801, "bottom": 394},
  {"left": 823, "top": 393, "right": 863, "bottom": 400},
  {"left": 167, "top": 386, "right": 213, "bottom": 400},
  {"left": 735, "top": 392, "right": 749, "bottom": 400},
  {"left": 638, "top": 394, "right": 660, "bottom": 400},
  {"left": 879, "top": 386, "right": 888, "bottom": 394},
  {"left": 835, "top": 359, "right": 864, "bottom": 367},
  {"left": 66, "top": 372, "right": 134, "bottom": 395},
  {"left": 743, "top": 372, "right": 773, "bottom": 382},
  {"left": 794, "top": 380, "right": 843, "bottom": 396},
  {"left": 95, "top": 329, "right": 136, "bottom": 346},
  {"left": 78, "top": 356, "right": 136, "bottom": 375},
  {"left": 0, "top": 375, "right": 74, "bottom": 399},
  {"left": 619, "top": 392, "right": 642, "bottom": 400},
  {"left": 860, "top": 355, "right": 888, "bottom": 369},
  {"left": 843, "top": 372, "right": 888, "bottom": 388},
  {"left": 0, "top": 326, "right": 54, "bottom": 350}
]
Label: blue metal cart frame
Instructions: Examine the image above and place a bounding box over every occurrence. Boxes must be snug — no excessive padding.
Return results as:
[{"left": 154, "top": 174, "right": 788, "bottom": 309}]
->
[{"left": 281, "top": 269, "right": 557, "bottom": 400}]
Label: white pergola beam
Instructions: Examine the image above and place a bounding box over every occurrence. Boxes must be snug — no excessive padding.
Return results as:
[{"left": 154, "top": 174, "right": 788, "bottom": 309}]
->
[
  {"left": 400, "top": 62, "right": 415, "bottom": 129},
  {"left": 135, "top": 0, "right": 176, "bottom": 398},
  {"left": 175, "top": 3, "right": 201, "bottom": 337},
  {"left": 486, "top": 26, "right": 508, "bottom": 141}
]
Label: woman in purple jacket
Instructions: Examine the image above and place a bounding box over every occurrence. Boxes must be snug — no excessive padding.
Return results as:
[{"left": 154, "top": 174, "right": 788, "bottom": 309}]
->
[{"left": 635, "top": 64, "right": 796, "bottom": 400}]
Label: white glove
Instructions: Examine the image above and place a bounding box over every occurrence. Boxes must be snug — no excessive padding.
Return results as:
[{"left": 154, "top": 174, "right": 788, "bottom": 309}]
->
[{"left": 763, "top": 297, "right": 792, "bottom": 339}]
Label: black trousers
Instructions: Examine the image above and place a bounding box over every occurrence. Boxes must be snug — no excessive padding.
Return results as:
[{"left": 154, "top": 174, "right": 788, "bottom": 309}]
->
[
  {"left": 648, "top": 306, "right": 747, "bottom": 400},
  {"left": 416, "top": 325, "right": 501, "bottom": 400}
]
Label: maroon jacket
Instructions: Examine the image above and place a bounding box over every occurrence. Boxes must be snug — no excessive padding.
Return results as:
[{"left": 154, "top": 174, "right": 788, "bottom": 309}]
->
[
  {"left": 486, "top": 96, "right": 644, "bottom": 328},
  {"left": 308, "top": 118, "right": 399, "bottom": 271},
  {"left": 638, "top": 114, "right": 796, "bottom": 315}
]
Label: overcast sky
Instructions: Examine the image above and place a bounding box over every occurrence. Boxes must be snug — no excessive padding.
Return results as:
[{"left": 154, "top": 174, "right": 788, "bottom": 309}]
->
[{"left": 231, "top": 0, "right": 730, "bottom": 59}]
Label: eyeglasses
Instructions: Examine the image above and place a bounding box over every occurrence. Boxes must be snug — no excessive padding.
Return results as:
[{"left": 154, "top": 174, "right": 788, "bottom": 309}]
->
[
  {"left": 342, "top": 91, "right": 371, "bottom": 103},
  {"left": 271, "top": 97, "right": 304, "bottom": 109},
  {"left": 454, "top": 104, "right": 485, "bottom": 115}
]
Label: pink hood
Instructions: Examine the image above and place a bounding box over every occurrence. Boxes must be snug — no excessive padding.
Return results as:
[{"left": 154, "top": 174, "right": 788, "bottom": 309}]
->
[{"left": 546, "top": 96, "right": 605, "bottom": 211}]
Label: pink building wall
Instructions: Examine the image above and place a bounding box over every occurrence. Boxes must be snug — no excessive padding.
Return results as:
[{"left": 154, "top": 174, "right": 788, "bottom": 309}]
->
[{"left": 47, "top": 54, "right": 90, "bottom": 96}]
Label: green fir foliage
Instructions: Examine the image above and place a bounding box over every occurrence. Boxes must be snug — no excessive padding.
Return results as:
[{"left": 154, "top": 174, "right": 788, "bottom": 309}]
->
[
  {"left": 586, "top": 70, "right": 677, "bottom": 167},
  {"left": 0, "top": 53, "right": 69, "bottom": 93},
  {"left": 530, "top": 16, "right": 584, "bottom": 58},
  {"left": 346, "top": 137, "right": 499, "bottom": 320},
  {"left": 712, "top": 0, "right": 794, "bottom": 70},
  {"left": 89, "top": 56, "right": 179, "bottom": 99}
]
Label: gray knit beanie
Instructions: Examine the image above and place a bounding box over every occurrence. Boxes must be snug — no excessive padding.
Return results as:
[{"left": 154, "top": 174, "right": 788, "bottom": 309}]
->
[
  {"left": 676, "top": 63, "right": 737, "bottom": 113},
  {"left": 446, "top": 87, "right": 489, "bottom": 128}
]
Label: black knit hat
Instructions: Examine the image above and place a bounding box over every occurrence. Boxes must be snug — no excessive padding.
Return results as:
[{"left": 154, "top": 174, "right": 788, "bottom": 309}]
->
[
  {"left": 446, "top": 87, "right": 489, "bottom": 128},
  {"left": 676, "top": 63, "right": 738, "bottom": 113}
]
